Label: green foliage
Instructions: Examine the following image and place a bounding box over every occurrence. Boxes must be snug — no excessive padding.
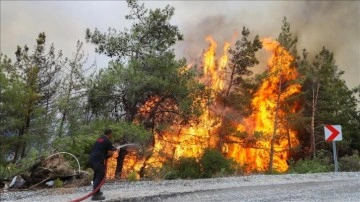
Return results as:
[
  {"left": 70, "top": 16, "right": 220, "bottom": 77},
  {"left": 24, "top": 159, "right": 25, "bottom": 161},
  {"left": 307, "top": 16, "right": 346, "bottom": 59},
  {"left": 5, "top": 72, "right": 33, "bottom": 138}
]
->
[
  {"left": 89, "top": 120, "right": 152, "bottom": 146},
  {"left": 339, "top": 151, "right": 360, "bottom": 171},
  {"left": 54, "top": 178, "right": 63, "bottom": 188},
  {"left": 0, "top": 148, "right": 45, "bottom": 179},
  {"left": 127, "top": 170, "right": 138, "bottom": 182},
  {"left": 0, "top": 54, "right": 25, "bottom": 164},
  {"left": 85, "top": 0, "right": 206, "bottom": 129},
  {"left": 173, "top": 157, "right": 201, "bottom": 179},
  {"left": 1, "top": 2, "right": 360, "bottom": 183},
  {"left": 0, "top": 165, "right": 10, "bottom": 179},
  {"left": 226, "top": 27, "right": 262, "bottom": 116},
  {"left": 53, "top": 134, "right": 96, "bottom": 168},
  {"left": 298, "top": 45, "right": 360, "bottom": 156},
  {"left": 86, "top": 0, "right": 182, "bottom": 61},
  {"left": 145, "top": 151, "right": 237, "bottom": 180},
  {"left": 0, "top": 32, "right": 64, "bottom": 163},
  {"left": 143, "top": 163, "right": 176, "bottom": 180},
  {"left": 200, "top": 148, "right": 235, "bottom": 178},
  {"left": 56, "top": 40, "right": 91, "bottom": 137},
  {"left": 277, "top": 17, "right": 298, "bottom": 55},
  {"left": 288, "top": 150, "right": 333, "bottom": 173},
  {"left": 52, "top": 120, "right": 151, "bottom": 169}
]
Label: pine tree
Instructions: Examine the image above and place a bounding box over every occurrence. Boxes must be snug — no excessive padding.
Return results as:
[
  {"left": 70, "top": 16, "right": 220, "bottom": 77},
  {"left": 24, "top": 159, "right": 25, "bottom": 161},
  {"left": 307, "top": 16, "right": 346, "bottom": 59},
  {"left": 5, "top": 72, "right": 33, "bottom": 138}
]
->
[{"left": 12, "top": 33, "right": 62, "bottom": 160}]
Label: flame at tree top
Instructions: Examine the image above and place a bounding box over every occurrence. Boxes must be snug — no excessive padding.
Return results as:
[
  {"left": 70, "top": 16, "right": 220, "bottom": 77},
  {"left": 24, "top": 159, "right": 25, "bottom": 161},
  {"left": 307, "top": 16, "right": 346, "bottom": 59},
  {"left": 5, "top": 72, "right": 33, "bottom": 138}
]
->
[
  {"left": 202, "top": 36, "right": 230, "bottom": 92},
  {"left": 228, "top": 38, "right": 301, "bottom": 172},
  {"left": 106, "top": 36, "right": 301, "bottom": 179}
]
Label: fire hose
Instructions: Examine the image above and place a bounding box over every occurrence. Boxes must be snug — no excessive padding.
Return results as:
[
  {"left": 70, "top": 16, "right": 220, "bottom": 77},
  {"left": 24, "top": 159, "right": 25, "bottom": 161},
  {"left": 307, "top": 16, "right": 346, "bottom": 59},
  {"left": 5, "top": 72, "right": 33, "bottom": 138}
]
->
[
  {"left": 69, "top": 143, "right": 140, "bottom": 202},
  {"left": 69, "top": 163, "right": 106, "bottom": 202}
]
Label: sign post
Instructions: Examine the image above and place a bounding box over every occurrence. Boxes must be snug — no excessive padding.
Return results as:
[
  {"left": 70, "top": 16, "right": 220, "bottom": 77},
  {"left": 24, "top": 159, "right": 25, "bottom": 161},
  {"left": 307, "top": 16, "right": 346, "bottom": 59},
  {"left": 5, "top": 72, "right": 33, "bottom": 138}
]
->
[
  {"left": 332, "top": 142, "right": 338, "bottom": 172},
  {"left": 324, "top": 125, "right": 342, "bottom": 173}
]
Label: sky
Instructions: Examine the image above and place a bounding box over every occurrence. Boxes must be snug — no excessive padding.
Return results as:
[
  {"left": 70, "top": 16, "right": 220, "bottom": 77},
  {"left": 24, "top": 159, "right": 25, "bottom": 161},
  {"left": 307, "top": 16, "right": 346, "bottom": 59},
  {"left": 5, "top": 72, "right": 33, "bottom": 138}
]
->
[{"left": 1, "top": 1, "right": 359, "bottom": 89}]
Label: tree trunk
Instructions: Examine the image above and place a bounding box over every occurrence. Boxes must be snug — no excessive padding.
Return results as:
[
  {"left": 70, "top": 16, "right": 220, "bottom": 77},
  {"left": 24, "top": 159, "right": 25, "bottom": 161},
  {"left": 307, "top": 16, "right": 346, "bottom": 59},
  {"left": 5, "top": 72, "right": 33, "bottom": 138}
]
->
[
  {"left": 18, "top": 112, "right": 32, "bottom": 160},
  {"left": 115, "top": 147, "right": 128, "bottom": 179},
  {"left": 217, "top": 65, "right": 236, "bottom": 151},
  {"left": 286, "top": 117, "right": 292, "bottom": 151},
  {"left": 310, "top": 81, "right": 320, "bottom": 157},
  {"left": 58, "top": 111, "right": 67, "bottom": 137},
  {"left": 269, "top": 76, "right": 282, "bottom": 173},
  {"left": 59, "top": 64, "right": 73, "bottom": 137},
  {"left": 13, "top": 128, "right": 24, "bottom": 163},
  {"left": 139, "top": 134, "right": 155, "bottom": 178},
  {"left": 225, "top": 65, "right": 236, "bottom": 98}
]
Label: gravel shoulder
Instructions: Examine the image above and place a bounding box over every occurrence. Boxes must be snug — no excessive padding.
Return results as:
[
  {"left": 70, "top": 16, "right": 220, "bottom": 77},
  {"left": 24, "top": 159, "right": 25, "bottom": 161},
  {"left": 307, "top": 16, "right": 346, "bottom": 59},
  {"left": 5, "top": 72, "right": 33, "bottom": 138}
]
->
[{"left": 1, "top": 172, "right": 359, "bottom": 202}]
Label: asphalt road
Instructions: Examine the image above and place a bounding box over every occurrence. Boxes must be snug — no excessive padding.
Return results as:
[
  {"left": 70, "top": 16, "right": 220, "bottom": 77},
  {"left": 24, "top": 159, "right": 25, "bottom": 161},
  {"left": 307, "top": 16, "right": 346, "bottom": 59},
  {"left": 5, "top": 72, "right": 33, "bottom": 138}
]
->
[
  {"left": 2, "top": 172, "right": 360, "bottom": 202},
  {"left": 139, "top": 179, "right": 360, "bottom": 202},
  {"left": 106, "top": 173, "right": 360, "bottom": 202}
]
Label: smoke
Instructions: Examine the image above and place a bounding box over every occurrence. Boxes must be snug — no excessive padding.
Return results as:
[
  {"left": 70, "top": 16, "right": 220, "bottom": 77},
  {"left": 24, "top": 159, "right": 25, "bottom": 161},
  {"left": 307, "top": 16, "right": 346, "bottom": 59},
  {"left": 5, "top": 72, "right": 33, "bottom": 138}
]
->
[
  {"left": 172, "top": 1, "right": 360, "bottom": 89},
  {"left": 1, "top": 1, "right": 358, "bottom": 88}
]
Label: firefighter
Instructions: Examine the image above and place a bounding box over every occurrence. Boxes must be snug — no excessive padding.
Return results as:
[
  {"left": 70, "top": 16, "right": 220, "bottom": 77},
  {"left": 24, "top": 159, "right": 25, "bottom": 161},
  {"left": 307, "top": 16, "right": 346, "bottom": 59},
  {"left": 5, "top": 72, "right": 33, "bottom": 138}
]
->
[{"left": 89, "top": 128, "right": 117, "bottom": 201}]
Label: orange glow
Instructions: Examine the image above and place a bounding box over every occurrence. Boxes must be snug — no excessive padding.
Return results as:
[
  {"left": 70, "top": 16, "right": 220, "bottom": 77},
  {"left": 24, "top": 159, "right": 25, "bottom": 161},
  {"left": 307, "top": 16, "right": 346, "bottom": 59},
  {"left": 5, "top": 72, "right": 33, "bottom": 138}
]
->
[
  {"left": 106, "top": 150, "right": 118, "bottom": 179},
  {"left": 106, "top": 36, "right": 301, "bottom": 179},
  {"left": 201, "top": 36, "right": 230, "bottom": 92},
  {"left": 228, "top": 38, "right": 301, "bottom": 172}
]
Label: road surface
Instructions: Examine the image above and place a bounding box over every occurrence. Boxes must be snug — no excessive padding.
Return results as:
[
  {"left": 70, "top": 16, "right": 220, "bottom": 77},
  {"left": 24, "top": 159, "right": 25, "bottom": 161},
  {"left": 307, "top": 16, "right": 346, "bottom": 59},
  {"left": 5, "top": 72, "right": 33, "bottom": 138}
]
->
[{"left": 2, "top": 172, "right": 360, "bottom": 202}]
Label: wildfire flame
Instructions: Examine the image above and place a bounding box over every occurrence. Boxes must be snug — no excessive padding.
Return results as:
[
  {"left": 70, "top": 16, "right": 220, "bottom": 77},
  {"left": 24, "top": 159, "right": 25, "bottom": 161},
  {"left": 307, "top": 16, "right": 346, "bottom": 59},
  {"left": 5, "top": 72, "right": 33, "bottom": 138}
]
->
[
  {"left": 106, "top": 150, "right": 118, "bottom": 179},
  {"left": 105, "top": 36, "right": 301, "bottom": 179},
  {"left": 227, "top": 38, "right": 301, "bottom": 172}
]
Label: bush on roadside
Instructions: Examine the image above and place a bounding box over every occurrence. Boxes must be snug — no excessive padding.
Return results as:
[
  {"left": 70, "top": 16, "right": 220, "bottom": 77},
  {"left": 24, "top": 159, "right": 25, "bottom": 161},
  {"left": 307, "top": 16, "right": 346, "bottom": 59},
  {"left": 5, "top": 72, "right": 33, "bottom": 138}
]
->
[
  {"left": 145, "top": 148, "right": 237, "bottom": 180},
  {"left": 127, "top": 170, "right": 138, "bottom": 182},
  {"left": 288, "top": 150, "right": 333, "bottom": 173},
  {"left": 173, "top": 157, "right": 201, "bottom": 179},
  {"left": 200, "top": 148, "right": 235, "bottom": 178},
  {"left": 144, "top": 162, "right": 178, "bottom": 180},
  {"left": 339, "top": 150, "right": 360, "bottom": 171},
  {"left": 54, "top": 178, "right": 63, "bottom": 188}
]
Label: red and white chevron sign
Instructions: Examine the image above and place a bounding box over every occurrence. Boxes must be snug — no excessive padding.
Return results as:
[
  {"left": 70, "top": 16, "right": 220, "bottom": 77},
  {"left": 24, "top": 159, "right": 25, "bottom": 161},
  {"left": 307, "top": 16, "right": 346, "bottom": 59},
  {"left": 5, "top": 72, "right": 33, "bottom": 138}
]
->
[{"left": 324, "top": 125, "right": 342, "bottom": 142}]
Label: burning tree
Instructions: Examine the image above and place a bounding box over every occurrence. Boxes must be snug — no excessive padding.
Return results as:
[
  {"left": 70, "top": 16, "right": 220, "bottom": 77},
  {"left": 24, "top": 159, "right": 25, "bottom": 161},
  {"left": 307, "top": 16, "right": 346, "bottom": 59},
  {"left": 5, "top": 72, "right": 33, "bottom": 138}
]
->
[
  {"left": 87, "top": 0, "right": 302, "bottom": 178},
  {"left": 112, "top": 36, "right": 302, "bottom": 177},
  {"left": 203, "top": 37, "right": 301, "bottom": 173},
  {"left": 86, "top": 0, "right": 207, "bottom": 179}
]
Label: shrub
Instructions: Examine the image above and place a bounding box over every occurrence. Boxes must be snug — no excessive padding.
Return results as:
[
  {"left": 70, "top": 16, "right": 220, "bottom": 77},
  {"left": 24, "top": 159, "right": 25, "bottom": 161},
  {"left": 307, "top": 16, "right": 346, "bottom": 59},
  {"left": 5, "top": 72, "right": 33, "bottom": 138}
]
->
[
  {"left": 127, "top": 170, "right": 138, "bottom": 182},
  {"left": 339, "top": 150, "right": 360, "bottom": 171},
  {"left": 54, "top": 178, "right": 63, "bottom": 188},
  {"left": 0, "top": 164, "right": 11, "bottom": 179},
  {"left": 173, "top": 157, "right": 201, "bottom": 179},
  {"left": 288, "top": 150, "right": 333, "bottom": 173},
  {"left": 200, "top": 148, "right": 235, "bottom": 178},
  {"left": 143, "top": 163, "right": 176, "bottom": 180}
]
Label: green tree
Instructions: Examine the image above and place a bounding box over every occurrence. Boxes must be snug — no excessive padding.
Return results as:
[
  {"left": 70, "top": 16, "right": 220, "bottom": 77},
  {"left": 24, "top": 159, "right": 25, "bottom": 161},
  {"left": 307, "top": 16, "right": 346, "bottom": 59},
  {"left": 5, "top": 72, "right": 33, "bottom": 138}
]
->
[
  {"left": 217, "top": 27, "right": 262, "bottom": 150},
  {"left": 85, "top": 0, "right": 205, "bottom": 178},
  {"left": 57, "top": 41, "right": 93, "bottom": 137},
  {"left": 266, "top": 18, "right": 301, "bottom": 172},
  {"left": 0, "top": 54, "right": 11, "bottom": 127},
  {"left": 12, "top": 33, "right": 63, "bottom": 161},
  {"left": 226, "top": 26, "right": 262, "bottom": 113},
  {"left": 0, "top": 54, "right": 28, "bottom": 164},
  {"left": 85, "top": 0, "right": 182, "bottom": 63},
  {"left": 277, "top": 16, "right": 299, "bottom": 61},
  {"left": 0, "top": 54, "right": 15, "bottom": 164},
  {"left": 300, "top": 47, "right": 360, "bottom": 157}
]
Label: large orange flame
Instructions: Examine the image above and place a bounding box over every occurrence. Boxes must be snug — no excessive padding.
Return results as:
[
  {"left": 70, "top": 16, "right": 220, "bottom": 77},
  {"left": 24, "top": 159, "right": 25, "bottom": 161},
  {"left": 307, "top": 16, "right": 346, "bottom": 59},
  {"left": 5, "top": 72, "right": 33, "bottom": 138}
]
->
[
  {"left": 106, "top": 150, "right": 118, "bottom": 179},
  {"left": 106, "top": 36, "right": 301, "bottom": 179},
  {"left": 226, "top": 38, "right": 301, "bottom": 172}
]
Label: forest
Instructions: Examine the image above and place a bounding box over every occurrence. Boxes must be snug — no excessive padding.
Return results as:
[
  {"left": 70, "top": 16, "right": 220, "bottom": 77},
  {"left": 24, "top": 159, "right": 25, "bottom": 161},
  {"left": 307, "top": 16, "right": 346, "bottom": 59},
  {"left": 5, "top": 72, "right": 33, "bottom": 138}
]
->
[{"left": 1, "top": 0, "right": 359, "bottom": 182}]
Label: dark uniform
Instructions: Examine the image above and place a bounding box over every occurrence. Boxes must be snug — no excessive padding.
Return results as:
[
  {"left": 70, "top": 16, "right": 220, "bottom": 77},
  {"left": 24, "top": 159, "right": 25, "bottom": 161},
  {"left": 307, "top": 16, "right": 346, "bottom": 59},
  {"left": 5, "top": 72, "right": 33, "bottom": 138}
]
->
[{"left": 89, "top": 133, "right": 116, "bottom": 198}]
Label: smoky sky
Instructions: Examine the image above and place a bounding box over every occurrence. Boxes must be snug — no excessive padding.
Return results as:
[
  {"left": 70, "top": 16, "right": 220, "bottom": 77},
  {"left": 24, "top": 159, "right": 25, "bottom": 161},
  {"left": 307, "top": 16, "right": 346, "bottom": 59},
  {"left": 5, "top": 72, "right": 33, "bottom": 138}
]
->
[
  {"left": 172, "top": 1, "right": 360, "bottom": 89},
  {"left": 1, "top": 1, "right": 359, "bottom": 88}
]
